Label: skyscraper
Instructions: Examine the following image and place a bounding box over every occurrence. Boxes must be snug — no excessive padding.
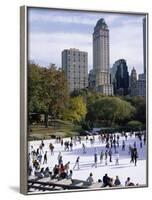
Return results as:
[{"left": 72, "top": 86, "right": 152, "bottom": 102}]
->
[
  {"left": 133, "top": 17, "right": 147, "bottom": 97},
  {"left": 93, "top": 18, "right": 113, "bottom": 95},
  {"left": 143, "top": 17, "right": 146, "bottom": 74},
  {"left": 130, "top": 67, "right": 137, "bottom": 96},
  {"left": 88, "top": 69, "right": 95, "bottom": 91},
  {"left": 111, "top": 59, "right": 129, "bottom": 96},
  {"left": 62, "top": 48, "right": 88, "bottom": 92},
  {"left": 130, "top": 67, "right": 146, "bottom": 97}
]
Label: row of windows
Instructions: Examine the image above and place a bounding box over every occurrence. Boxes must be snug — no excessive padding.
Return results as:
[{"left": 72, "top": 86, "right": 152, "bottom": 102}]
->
[
  {"left": 68, "top": 77, "right": 87, "bottom": 80},
  {"left": 67, "top": 60, "right": 87, "bottom": 63},
  {"left": 67, "top": 66, "right": 87, "bottom": 69},
  {"left": 67, "top": 53, "right": 87, "bottom": 57}
]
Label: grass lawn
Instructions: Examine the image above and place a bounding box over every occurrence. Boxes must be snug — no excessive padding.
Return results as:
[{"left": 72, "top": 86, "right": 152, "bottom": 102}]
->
[{"left": 28, "top": 119, "right": 81, "bottom": 141}]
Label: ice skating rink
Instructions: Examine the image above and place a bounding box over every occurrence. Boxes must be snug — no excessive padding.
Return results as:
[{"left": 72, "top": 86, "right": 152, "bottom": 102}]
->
[{"left": 28, "top": 133, "right": 147, "bottom": 186}]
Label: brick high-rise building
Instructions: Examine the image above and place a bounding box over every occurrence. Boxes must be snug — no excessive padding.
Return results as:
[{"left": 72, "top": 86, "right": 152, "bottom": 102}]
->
[{"left": 62, "top": 48, "right": 88, "bottom": 92}]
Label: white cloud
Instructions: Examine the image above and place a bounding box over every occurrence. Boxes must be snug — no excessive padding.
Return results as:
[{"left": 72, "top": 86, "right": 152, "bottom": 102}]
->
[
  {"left": 28, "top": 10, "right": 145, "bottom": 74},
  {"left": 29, "top": 32, "right": 92, "bottom": 68},
  {"left": 29, "top": 10, "right": 125, "bottom": 27},
  {"left": 110, "top": 20, "right": 143, "bottom": 73}
]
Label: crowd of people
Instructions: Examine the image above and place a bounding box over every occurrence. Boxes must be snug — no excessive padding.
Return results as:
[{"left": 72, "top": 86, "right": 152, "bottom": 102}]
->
[
  {"left": 86, "top": 173, "right": 137, "bottom": 187},
  {"left": 28, "top": 131, "right": 146, "bottom": 189}
]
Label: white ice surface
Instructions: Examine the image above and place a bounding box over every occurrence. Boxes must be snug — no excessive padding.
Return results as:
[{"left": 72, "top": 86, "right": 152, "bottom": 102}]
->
[{"left": 28, "top": 133, "right": 147, "bottom": 186}]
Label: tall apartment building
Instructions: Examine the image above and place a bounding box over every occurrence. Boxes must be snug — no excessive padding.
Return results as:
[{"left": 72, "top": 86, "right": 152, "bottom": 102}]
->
[
  {"left": 93, "top": 18, "right": 113, "bottom": 95},
  {"left": 62, "top": 48, "right": 88, "bottom": 92}
]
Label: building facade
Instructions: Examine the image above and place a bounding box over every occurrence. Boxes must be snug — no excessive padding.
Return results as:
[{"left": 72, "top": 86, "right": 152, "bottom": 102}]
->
[
  {"left": 88, "top": 69, "right": 95, "bottom": 91},
  {"left": 130, "top": 67, "right": 138, "bottom": 96},
  {"left": 129, "top": 17, "right": 147, "bottom": 98},
  {"left": 62, "top": 48, "right": 88, "bottom": 92},
  {"left": 93, "top": 18, "right": 113, "bottom": 95},
  {"left": 130, "top": 67, "right": 146, "bottom": 97},
  {"left": 111, "top": 59, "right": 129, "bottom": 96},
  {"left": 137, "top": 73, "right": 146, "bottom": 97},
  {"left": 143, "top": 17, "right": 146, "bottom": 74}
]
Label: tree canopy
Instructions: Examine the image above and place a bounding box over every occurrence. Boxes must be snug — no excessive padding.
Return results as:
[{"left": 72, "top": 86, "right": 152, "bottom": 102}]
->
[
  {"left": 28, "top": 63, "right": 69, "bottom": 126},
  {"left": 86, "top": 96, "right": 135, "bottom": 126},
  {"left": 28, "top": 64, "right": 146, "bottom": 130},
  {"left": 62, "top": 96, "right": 87, "bottom": 123}
]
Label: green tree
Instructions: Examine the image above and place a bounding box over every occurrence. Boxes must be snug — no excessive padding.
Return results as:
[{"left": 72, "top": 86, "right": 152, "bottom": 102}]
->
[
  {"left": 28, "top": 63, "right": 69, "bottom": 127},
  {"left": 127, "top": 120, "right": 142, "bottom": 130},
  {"left": 62, "top": 96, "right": 87, "bottom": 123},
  {"left": 86, "top": 96, "right": 135, "bottom": 126},
  {"left": 124, "top": 96, "right": 146, "bottom": 124}
]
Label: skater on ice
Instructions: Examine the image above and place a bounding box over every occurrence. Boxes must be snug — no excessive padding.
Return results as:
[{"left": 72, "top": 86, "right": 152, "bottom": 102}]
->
[
  {"left": 70, "top": 141, "right": 73, "bottom": 151},
  {"left": 82, "top": 143, "right": 86, "bottom": 154},
  {"left": 122, "top": 140, "right": 125, "bottom": 151},
  {"left": 115, "top": 151, "right": 119, "bottom": 165},
  {"left": 92, "top": 153, "right": 98, "bottom": 168},
  {"left": 105, "top": 150, "right": 108, "bottom": 165},
  {"left": 134, "top": 147, "right": 138, "bottom": 166},
  {"left": 73, "top": 156, "right": 80, "bottom": 170},
  {"left": 108, "top": 149, "right": 112, "bottom": 162},
  {"left": 100, "top": 150, "right": 104, "bottom": 164},
  {"left": 43, "top": 151, "right": 47, "bottom": 164},
  {"left": 49, "top": 143, "right": 54, "bottom": 155}
]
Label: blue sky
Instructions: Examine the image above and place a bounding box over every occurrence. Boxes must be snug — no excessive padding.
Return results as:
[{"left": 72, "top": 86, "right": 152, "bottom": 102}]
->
[{"left": 28, "top": 8, "right": 145, "bottom": 75}]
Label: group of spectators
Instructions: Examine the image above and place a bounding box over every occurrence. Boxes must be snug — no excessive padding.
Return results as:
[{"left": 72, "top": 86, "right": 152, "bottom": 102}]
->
[
  {"left": 86, "top": 173, "right": 137, "bottom": 187},
  {"left": 29, "top": 159, "right": 73, "bottom": 180}
]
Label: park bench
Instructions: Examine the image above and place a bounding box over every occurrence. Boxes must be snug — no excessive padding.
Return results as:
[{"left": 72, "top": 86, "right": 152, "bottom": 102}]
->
[{"left": 28, "top": 177, "right": 88, "bottom": 192}]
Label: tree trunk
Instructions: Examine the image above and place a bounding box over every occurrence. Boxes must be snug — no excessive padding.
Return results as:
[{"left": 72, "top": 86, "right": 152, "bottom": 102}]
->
[{"left": 45, "top": 113, "right": 48, "bottom": 128}]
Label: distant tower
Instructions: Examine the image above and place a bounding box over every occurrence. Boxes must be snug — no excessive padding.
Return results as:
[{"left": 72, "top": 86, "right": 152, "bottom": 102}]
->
[
  {"left": 62, "top": 48, "right": 88, "bottom": 92},
  {"left": 130, "top": 67, "right": 137, "bottom": 96},
  {"left": 111, "top": 59, "right": 129, "bottom": 95},
  {"left": 134, "top": 17, "right": 147, "bottom": 97},
  {"left": 93, "top": 18, "right": 113, "bottom": 95},
  {"left": 143, "top": 17, "right": 146, "bottom": 74},
  {"left": 88, "top": 69, "right": 95, "bottom": 91}
]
